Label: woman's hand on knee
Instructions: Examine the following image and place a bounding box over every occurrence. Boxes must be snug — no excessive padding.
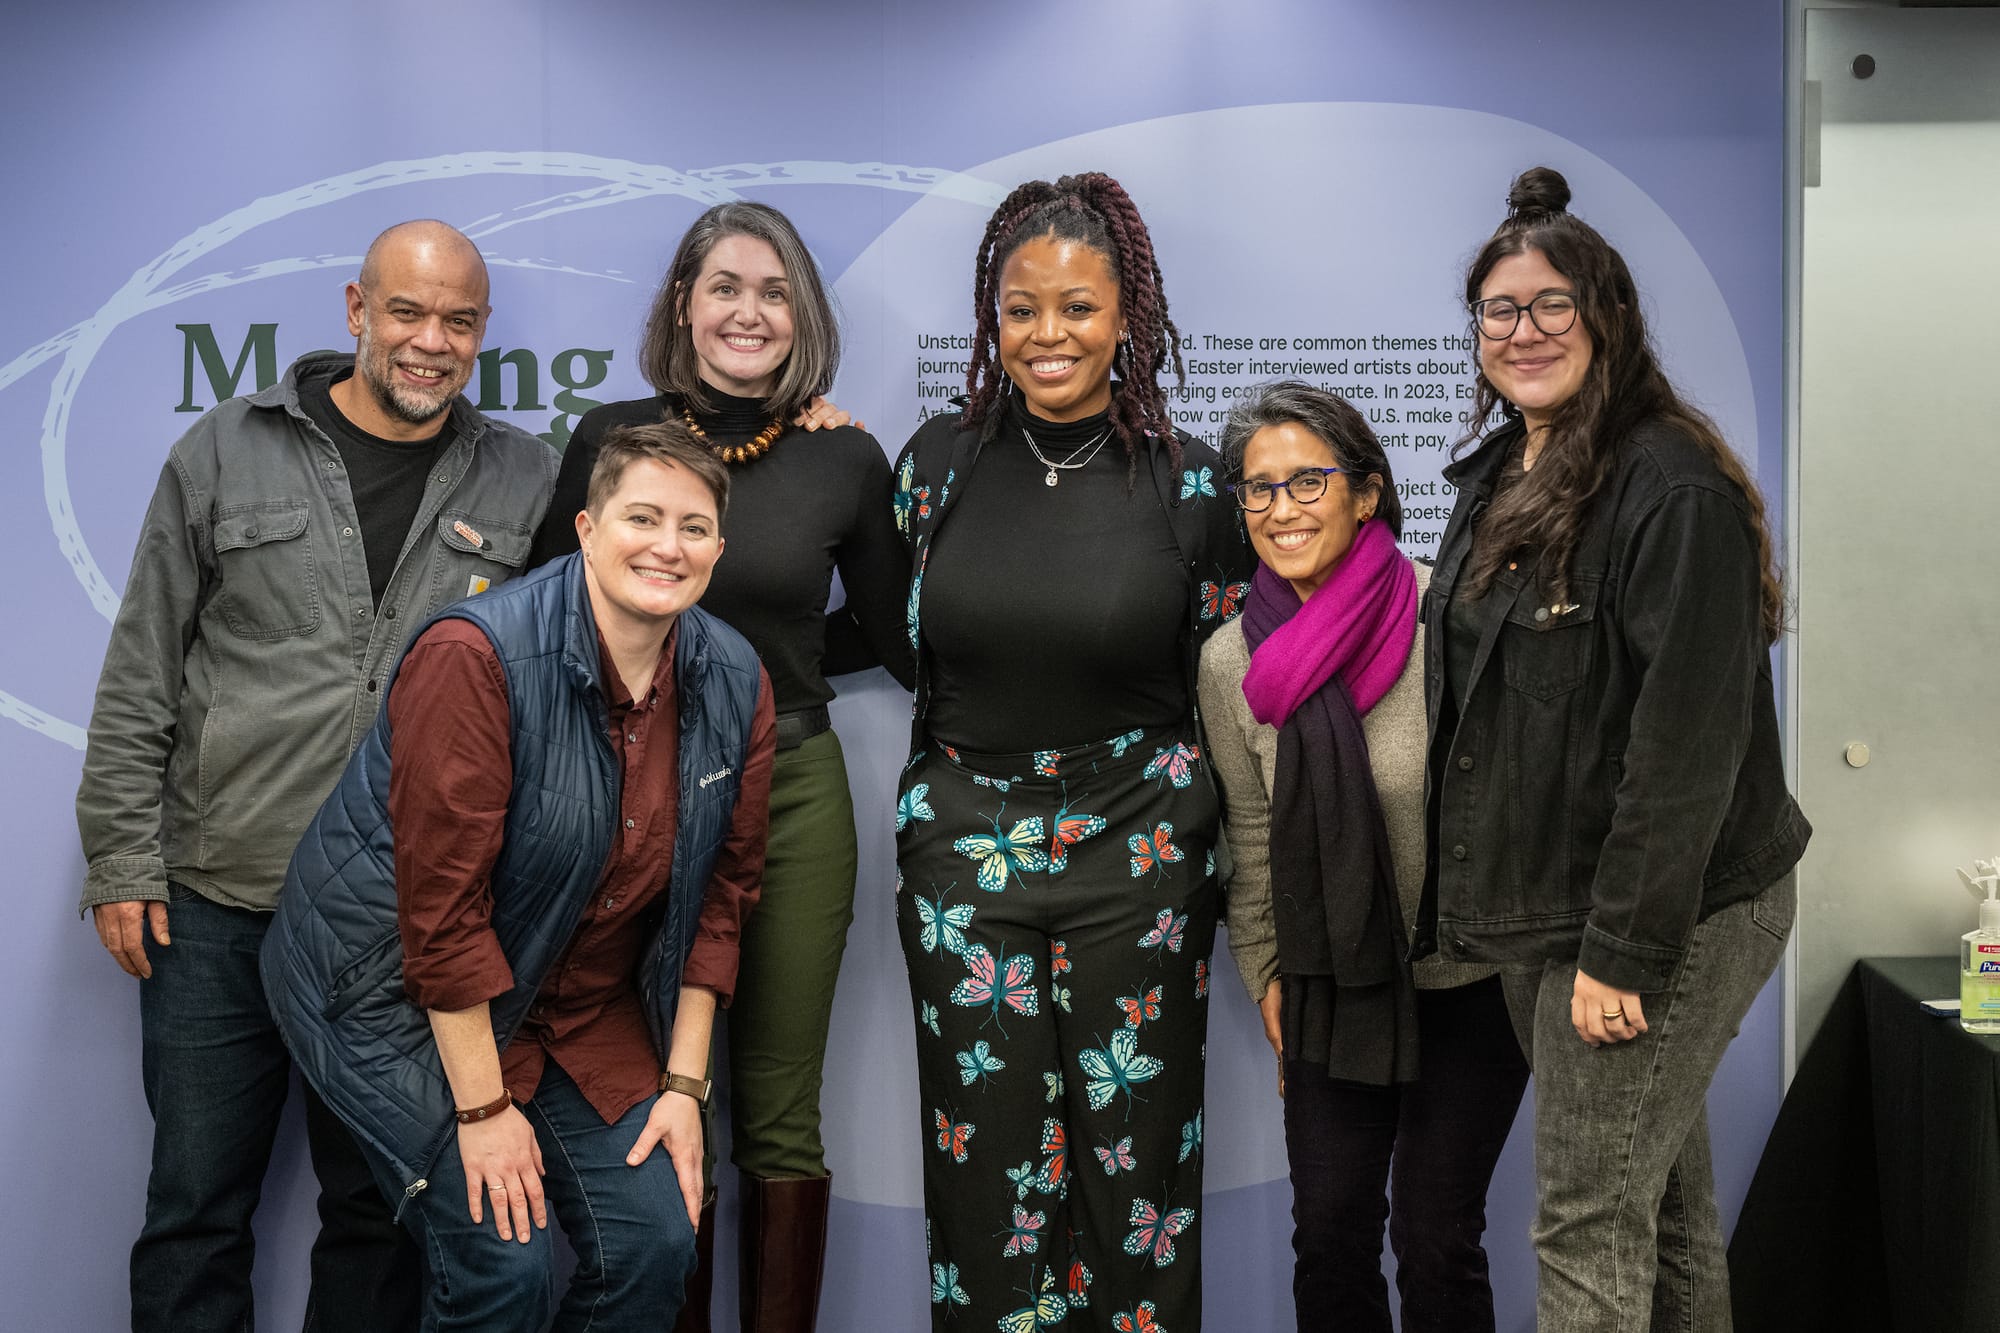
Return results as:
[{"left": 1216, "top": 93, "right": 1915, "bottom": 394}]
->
[
  {"left": 457, "top": 1109, "right": 548, "bottom": 1242},
  {"left": 1571, "top": 968, "right": 1647, "bottom": 1048},
  {"left": 1258, "top": 980, "right": 1285, "bottom": 1098},
  {"left": 628, "top": 1089, "right": 706, "bottom": 1228}
]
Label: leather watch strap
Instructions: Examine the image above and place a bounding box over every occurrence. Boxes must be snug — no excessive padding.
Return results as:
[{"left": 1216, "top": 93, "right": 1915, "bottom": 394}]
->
[{"left": 659, "top": 1071, "right": 712, "bottom": 1109}]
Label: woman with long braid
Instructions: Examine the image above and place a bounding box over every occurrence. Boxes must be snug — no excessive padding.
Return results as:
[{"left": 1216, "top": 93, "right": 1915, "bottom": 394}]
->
[{"left": 892, "top": 173, "right": 1250, "bottom": 1331}]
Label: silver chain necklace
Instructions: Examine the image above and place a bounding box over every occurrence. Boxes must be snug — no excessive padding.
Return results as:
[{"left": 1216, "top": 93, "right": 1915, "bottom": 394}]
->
[{"left": 1021, "top": 424, "right": 1114, "bottom": 487}]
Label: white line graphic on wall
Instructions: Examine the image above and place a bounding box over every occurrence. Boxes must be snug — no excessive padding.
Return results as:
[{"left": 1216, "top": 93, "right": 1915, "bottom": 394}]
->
[{"left": 0, "top": 151, "right": 1006, "bottom": 748}]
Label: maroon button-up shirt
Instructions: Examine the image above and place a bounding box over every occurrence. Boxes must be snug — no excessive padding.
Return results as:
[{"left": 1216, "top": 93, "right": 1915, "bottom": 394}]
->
[{"left": 388, "top": 617, "right": 775, "bottom": 1122}]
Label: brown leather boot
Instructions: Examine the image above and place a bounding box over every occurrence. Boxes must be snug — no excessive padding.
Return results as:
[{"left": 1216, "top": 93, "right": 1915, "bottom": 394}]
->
[
  {"left": 738, "top": 1174, "right": 832, "bottom": 1333},
  {"left": 672, "top": 1192, "right": 718, "bottom": 1333}
]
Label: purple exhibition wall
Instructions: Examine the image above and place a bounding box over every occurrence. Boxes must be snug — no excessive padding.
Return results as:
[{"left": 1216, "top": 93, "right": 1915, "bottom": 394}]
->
[{"left": 0, "top": 3, "right": 1784, "bottom": 1329}]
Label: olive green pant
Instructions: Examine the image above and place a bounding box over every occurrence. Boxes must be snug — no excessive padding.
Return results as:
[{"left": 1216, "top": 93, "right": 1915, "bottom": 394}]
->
[{"left": 711, "top": 726, "right": 858, "bottom": 1181}]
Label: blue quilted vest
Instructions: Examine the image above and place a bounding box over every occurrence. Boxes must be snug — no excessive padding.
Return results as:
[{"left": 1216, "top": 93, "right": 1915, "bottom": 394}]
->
[{"left": 261, "top": 554, "right": 761, "bottom": 1206}]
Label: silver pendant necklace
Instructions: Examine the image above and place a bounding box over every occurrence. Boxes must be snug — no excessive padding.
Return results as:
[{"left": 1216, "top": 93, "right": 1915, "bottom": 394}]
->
[{"left": 1021, "top": 423, "right": 1114, "bottom": 487}]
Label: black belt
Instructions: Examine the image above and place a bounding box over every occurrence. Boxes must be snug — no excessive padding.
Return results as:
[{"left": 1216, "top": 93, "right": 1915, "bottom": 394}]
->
[{"left": 774, "top": 703, "right": 832, "bottom": 751}]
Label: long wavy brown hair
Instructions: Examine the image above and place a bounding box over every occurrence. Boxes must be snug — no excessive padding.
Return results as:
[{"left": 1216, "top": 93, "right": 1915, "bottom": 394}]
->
[{"left": 1457, "top": 167, "right": 1785, "bottom": 643}]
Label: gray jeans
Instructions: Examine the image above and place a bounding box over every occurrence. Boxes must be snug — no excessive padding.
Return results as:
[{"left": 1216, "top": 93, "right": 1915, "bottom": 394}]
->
[{"left": 1503, "top": 874, "right": 1795, "bottom": 1332}]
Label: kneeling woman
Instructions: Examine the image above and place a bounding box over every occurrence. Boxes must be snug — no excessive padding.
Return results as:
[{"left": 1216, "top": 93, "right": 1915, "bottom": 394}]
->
[
  {"left": 1198, "top": 382, "right": 1526, "bottom": 1332},
  {"left": 264, "top": 422, "right": 777, "bottom": 1333}
]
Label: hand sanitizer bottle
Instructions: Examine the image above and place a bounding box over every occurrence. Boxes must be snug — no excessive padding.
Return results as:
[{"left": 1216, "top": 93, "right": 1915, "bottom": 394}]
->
[{"left": 1963, "top": 875, "right": 2000, "bottom": 1035}]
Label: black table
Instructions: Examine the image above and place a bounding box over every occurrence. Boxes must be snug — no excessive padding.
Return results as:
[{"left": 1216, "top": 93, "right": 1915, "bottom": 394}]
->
[{"left": 1731, "top": 957, "right": 2000, "bottom": 1333}]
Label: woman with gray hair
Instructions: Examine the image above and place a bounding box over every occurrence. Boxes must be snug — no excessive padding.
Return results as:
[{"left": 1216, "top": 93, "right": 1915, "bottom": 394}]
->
[{"left": 1197, "top": 381, "right": 1527, "bottom": 1332}]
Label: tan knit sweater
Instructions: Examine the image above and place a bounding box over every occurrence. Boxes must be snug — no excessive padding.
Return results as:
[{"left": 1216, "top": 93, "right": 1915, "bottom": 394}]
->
[{"left": 1197, "top": 563, "right": 1493, "bottom": 1001}]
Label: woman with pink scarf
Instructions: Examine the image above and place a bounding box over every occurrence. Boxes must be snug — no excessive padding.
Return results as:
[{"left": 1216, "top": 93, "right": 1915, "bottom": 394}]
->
[{"left": 1197, "top": 381, "right": 1528, "bottom": 1333}]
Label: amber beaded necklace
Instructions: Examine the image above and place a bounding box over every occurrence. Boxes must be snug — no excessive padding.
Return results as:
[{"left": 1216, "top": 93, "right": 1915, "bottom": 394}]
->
[{"left": 681, "top": 408, "right": 784, "bottom": 465}]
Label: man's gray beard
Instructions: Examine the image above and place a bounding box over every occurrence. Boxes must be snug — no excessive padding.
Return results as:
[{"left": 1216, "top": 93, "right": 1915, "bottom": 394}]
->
[{"left": 357, "top": 326, "right": 454, "bottom": 426}]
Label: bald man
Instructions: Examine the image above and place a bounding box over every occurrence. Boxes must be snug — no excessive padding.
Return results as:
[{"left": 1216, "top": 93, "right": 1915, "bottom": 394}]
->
[{"left": 77, "top": 221, "right": 560, "bottom": 1333}]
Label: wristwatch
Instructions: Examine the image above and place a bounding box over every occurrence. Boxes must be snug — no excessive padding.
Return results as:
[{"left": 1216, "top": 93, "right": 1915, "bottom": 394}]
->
[{"left": 659, "top": 1071, "right": 712, "bottom": 1109}]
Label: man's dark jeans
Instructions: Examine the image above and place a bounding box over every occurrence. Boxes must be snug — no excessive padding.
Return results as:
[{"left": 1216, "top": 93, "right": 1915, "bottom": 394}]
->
[{"left": 132, "top": 885, "right": 418, "bottom": 1333}]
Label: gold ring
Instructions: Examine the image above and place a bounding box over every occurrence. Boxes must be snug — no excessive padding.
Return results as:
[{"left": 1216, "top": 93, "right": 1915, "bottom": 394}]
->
[{"left": 1601, "top": 1008, "right": 1625, "bottom": 1020}]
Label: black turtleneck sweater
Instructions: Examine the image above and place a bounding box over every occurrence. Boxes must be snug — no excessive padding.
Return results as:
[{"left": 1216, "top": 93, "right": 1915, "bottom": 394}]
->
[
  {"left": 528, "top": 388, "right": 913, "bottom": 711},
  {"left": 919, "top": 397, "right": 1186, "bottom": 754}
]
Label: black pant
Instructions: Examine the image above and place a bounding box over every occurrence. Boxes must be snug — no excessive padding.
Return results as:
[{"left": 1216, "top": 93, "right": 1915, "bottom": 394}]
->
[{"left": 1281, "top": 974, "right": 1528, "bottom": 1333}]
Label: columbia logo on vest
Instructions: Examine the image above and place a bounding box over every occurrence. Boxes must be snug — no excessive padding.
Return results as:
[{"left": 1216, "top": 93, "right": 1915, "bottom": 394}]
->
[{"left": 699, "top": 769, "right": 733, "bottom": 789}]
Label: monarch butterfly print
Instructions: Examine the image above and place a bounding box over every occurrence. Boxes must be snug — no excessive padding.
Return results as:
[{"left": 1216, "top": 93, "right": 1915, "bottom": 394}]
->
[
  {"left": 1137, "top": 907, "right": 1188, "bottom": 957},
  {"left": 1117, "top": 983, "right": 1163, "bottom": 1030},
  {"left": 998, "top": 1204, "right": 1046, "bottom": 1258},
  {"left": 1180, "top": 1108, "right": 1204, "bottom": 1163},
  {"left": 1033, "top": 749, "right": 1062, "bottom": 777},
  {"left": 1129, "top": 824, "right": 1186, "bottom": 880},
  {"left": 972, "top": 773, "right": 1015, "bottom": 793},
  {"left": 1124, "top": 1197, "right": 1196, "bottom": 1267},
  {"left": 996, "top": 1265, "right": 1065, "bottom": 1332},
  {"left": 1049, "top": 939, "right": 1071, "bottom": 976},
  {"left": 1066, "top": 1256, "right": 1094, "bottom": 1309},
  {"left": 1108, "top": 727, "right": 1145, "bottom": 757},
  {"left": 894, "top": 481, "right": 933, "bottom": 535},
  {"left": 1046, "top": 798, "right": 1108, "bottom": 875},
  {"left": 894, "top": 455, "right": 918, "bottom": 532},
  {"left": 896, "top": 782, "right": 935, "bottom": 831},
  {"left": 1142, "top": 742, "right": 1202, "bottom": 790},
  {"left": 1005, "top": 1159, "right": 1037, "bottom": 1201},
  {"left": 933, "top": 1109, "right": 974, "bottom": 1163},
  {"left": 1043, "top": 1070, "right": 1064, "bottom": 1104},
  {"left": 953, "top": 810, "right": 1048, "bottom": 892},
  {"left": 1198, "top": 579, "right": 1249, "bottom": 622},
  {"left": 1180, "top": 465, "right": 1216, "bottom": 501},
  {"left": 1051, "top": 983, "right": 1072, "bottom": 1013},
  {"left": 1031, "top": 1116, "right": 1068, "bottom": 1195},
  {"left": 950, "top": 943, "right": 1039, "bottom": 1034},
  {"left": 1077, "top": 1028, "right": 1165, "bottom": 1117},
  {"left": 955, "top": 1039, "right": 1006, "bottom": 1087},
  {"left": 1112, "top": 1300, "right": 1163, "bottom": 1332},
  {"left": 914, "top": 889, "right": 974, "bottom": 958},
  {"left": 930, "top": 1260, "right": 970, "bottom": 1307},
  {"left": 905, "top": 565, "right": 924, "bottom": 653},
  {"left": 920, "top": 1000, "right": 940, "bottom": 1037},
  {"left": 1193, "top": 958, "right": 1210, "bottom": 999},
  {"left": 1094, "top": 1134, "right": 1137, "bottom": 1175}
]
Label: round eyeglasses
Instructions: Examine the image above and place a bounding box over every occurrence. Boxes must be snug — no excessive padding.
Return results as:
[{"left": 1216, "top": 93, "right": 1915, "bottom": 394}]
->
[
  {"left": 1470, "top": 292, "right": 1579, "bottom": 340},
  {"left": 1226, "top": 466, "right": 1347, "bottom": 512}
]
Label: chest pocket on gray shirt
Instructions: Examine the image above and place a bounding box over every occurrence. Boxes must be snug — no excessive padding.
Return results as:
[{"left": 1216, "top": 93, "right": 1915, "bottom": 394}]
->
[
  {"left": 433, "top": 509, "right": 532, "bottom": 608},
  {"left": 213, "top": 500, "right": 320, "bottom": 640}
]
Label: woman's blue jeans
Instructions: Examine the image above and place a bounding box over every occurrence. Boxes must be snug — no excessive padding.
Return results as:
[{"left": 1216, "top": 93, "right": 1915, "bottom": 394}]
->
[
  {"left": 375, "top": 1060, "right": 697, "bottom": 1333},
  {"left": 1503, "top": 874, "right": 1795, "bottom": 1333}
]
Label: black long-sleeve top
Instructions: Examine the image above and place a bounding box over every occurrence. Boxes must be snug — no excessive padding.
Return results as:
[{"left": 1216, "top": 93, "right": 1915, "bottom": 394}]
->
[
  {"left": 528, "top": 390, "right": 914, "bottom": 711},
  {"left": 920, "top": 400, "right": 1186, "bottom": 752}
]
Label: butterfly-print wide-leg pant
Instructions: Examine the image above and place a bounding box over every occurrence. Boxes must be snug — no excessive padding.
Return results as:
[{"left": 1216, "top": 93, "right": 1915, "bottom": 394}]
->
[{"left": 896, "top": 726, "right": 1221, "bottom": 1332}]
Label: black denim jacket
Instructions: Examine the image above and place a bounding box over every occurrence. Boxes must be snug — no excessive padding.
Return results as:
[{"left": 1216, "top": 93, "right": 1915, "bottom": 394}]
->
[{"left": 1414, "top": 417, "right": 1810, "bottom": 991}]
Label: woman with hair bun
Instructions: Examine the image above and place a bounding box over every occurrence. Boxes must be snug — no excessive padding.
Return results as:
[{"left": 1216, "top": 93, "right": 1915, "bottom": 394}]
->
[
  {"left": 531, "top": 200, "right": 912, "bottom": 1333},
  {"left": 892, "top": 172, "right": 1251, "bottom": 1331},
  {"left": 1199, "top": 380, "right": 1527, "bottom": 1332},
  {"left": 1419, "top": 166, "right": 1810, "bottom": 1329}
]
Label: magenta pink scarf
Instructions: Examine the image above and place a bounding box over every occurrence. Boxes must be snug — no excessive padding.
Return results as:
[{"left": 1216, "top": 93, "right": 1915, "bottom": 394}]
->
[{"left": 1240, "top": 518, "right": 1418, "bottom": 727}]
